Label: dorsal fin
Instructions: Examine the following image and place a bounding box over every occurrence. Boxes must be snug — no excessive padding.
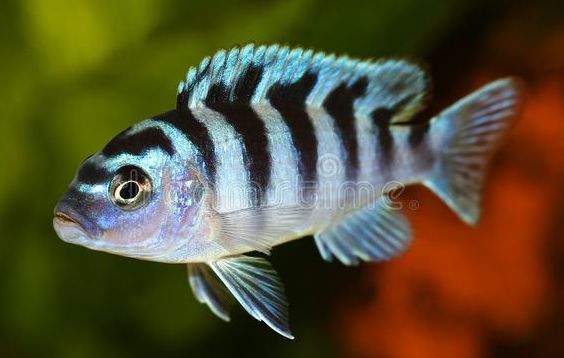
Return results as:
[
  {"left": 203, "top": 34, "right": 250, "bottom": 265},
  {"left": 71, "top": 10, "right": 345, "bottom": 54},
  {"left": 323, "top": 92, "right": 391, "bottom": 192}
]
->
[{"left": 176, "top": 44, "right": 429, "bottom": 124}]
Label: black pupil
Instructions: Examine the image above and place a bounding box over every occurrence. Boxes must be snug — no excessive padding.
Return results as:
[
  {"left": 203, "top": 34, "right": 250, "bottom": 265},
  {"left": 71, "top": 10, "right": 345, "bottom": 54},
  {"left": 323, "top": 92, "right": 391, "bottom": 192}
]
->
[{"left": 120, "top": 182, "right": 139, "bottom": 200}]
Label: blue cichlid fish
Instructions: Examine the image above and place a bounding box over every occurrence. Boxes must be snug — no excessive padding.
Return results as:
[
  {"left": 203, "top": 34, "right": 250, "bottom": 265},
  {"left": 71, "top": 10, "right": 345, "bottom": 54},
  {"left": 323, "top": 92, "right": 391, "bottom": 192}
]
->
[{"left": 53, "top": 44, "right": 522, "bottom": 338}]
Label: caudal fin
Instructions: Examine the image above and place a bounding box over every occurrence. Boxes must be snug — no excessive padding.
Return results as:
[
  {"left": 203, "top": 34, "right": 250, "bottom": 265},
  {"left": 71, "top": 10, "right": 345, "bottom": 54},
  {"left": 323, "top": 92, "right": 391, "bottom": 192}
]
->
[{"left": 424, "top": 78, "right": 523, "bottom": 225}]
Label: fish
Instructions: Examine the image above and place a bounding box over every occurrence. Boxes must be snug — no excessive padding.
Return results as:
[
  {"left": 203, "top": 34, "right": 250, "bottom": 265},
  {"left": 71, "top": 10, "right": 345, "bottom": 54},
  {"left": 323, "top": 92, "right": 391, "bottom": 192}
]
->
[{"left": 53, "top": 44, "right": 522, "bottom": 339}]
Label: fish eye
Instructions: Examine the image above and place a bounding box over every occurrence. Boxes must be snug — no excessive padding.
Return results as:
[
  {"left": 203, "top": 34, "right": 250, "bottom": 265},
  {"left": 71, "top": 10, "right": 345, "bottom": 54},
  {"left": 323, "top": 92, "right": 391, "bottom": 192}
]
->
[
  {"left": 117, "top": 181, "right": 140, "bottom": 200},
  {"left": 109, "top": 166, "right": 152, "bottom": 211}
]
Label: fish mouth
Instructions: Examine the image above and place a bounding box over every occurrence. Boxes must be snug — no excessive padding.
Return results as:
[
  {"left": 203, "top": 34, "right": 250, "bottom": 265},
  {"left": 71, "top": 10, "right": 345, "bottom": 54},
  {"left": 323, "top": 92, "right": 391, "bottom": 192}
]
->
[
  {"left": 53, "top": 208, "right": 89, "bottom": 233},
  {"left": 53, "top": 202, "right": 99, "bottom": 244},
  {"left": 54, "top": 212, "right": 80, "bottom": 226}
]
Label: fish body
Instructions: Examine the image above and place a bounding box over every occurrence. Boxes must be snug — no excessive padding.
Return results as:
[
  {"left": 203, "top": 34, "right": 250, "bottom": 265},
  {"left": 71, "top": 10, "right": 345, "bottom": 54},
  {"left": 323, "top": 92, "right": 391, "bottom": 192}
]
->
[{"left": 53, "top": 44, "right": 522, "bottom": 338}]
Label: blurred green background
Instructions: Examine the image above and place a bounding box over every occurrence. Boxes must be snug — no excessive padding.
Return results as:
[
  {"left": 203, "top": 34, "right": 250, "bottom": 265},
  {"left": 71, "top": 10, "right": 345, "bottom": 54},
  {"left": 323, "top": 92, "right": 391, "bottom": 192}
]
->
[{"left": 1, "top": 0, "right": 563, "bottom": 357}]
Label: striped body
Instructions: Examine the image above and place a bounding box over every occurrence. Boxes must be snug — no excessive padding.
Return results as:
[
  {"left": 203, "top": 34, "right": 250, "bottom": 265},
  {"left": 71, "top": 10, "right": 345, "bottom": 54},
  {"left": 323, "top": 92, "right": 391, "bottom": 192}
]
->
[{"left": 148, "top": 45, "right": 431, "bottom": 259}]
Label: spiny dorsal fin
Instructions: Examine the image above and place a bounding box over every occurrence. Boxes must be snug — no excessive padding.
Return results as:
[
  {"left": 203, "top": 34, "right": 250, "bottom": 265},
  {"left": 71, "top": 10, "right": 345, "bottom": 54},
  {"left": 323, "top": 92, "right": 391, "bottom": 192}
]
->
[{"left": 177, "top": 44, "right": 429, "bottom": 124}]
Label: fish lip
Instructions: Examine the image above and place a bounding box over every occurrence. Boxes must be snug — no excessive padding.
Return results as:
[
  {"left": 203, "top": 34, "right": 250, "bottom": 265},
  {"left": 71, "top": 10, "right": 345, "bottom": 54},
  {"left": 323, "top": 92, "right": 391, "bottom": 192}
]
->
[
  {"left": 54, "top": 212, "right": 80, "bottom": 226},
  {"left": 53, "top": 201, "right": 99, "bottom": 241}
]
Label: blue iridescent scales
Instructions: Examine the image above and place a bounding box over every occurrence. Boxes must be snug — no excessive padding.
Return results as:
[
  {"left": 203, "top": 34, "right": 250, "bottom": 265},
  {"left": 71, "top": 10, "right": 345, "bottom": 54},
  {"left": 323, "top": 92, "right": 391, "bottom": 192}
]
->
[{"left": 53, "top": 44, "right": 522, "bottom": 339}]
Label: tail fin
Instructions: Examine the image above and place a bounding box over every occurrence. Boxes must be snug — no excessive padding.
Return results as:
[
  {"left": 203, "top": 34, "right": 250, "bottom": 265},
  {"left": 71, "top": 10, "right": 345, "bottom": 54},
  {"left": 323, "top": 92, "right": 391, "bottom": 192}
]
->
[{"left": 424, "top": 78, "right": 523, "bottom": 225}]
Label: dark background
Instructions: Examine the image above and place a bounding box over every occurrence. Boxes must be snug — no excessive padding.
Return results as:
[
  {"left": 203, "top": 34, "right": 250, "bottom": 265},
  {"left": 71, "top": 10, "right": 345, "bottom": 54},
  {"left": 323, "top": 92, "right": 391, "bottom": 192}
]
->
[{"left": 0, "top": 0, "right": 563, "bottom": 357}]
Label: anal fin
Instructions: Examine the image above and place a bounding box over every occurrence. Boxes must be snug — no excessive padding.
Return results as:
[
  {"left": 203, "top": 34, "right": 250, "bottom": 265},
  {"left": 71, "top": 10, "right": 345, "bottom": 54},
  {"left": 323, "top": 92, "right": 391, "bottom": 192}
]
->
[{"left": 314, "top": 197, "right": 412, "bottom": 265}]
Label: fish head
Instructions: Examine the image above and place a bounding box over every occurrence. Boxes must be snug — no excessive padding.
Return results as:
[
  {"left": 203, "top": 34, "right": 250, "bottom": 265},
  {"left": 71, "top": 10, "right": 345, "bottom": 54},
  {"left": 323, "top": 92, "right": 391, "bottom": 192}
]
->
[{"left": 53, "top": 123, "right": 211, "bottom": 263}]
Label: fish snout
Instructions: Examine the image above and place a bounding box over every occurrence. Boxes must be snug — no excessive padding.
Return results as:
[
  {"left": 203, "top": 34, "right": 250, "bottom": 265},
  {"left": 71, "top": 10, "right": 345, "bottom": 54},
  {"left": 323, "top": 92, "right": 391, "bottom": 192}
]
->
[{"left": 53, "top": 200, "right": 101, "bottom": 242}]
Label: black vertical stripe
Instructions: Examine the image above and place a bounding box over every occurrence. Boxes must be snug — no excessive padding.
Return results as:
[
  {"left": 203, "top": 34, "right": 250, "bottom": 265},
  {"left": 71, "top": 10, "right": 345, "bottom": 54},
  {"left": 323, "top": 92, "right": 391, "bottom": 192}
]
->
[
  {"left": 371, "top": 95, "right": 417, "bottom": 167},
  {"left": 408, "top": 122, "right": 430, "bottom": 149},
  {"left": 204, "top": 64, "right": 270, "bottom": 205},
  {"left": 371, "top": 108, "right": 395, "bottom": 166},
  {"left": 76, "top": 162, "right": 109, "bottom": 185},
  {"left": 323, "top": 78, "right": 368, "bottom": 180},
  {"left": 153, "top": 109, "right": 217, "bottom": 184},
  {"left": 102, "top": 127, "right": 175, "bottom": 157},
  {"left": 268, "top": 72, "right": 319, "bottom": 194}
]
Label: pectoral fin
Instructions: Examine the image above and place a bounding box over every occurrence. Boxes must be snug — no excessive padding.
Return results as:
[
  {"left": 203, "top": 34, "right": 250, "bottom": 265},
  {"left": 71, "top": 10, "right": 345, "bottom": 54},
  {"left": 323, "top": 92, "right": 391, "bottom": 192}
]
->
[
  {"left": 217, "top": 205, "right": 309, "bottom": 255},
  {"left": 209, "top": 255, "right": 293, "bottom": 339},
  {"left": 314, "top": 197, "right": 412, "bottom": 265}
]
